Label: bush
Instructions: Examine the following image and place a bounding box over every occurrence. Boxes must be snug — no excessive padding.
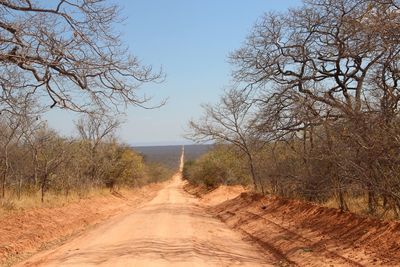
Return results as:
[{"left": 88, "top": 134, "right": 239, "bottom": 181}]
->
[
  {"left": 183, "top": 145, "right": 251, "bottom": 188},
  {"left": 145, "top": 163, "right": 174, "bottom": 184}
]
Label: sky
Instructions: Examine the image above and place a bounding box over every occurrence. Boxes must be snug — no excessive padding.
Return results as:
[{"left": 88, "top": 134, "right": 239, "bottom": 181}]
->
[{"left": 44, "top": 0, "right": 302, "bottom": 146}]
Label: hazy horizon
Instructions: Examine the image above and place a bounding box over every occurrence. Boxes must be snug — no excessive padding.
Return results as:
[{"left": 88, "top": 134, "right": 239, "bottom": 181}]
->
[{"left": 131, "top": 141, "right": 210, "bottom": 147}]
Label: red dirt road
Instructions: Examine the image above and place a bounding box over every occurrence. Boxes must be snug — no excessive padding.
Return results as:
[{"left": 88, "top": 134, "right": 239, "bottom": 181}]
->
[
  {"left": 17, "top": 173, "right": 275, "bottom": 267},
  {"left": 14, "top": 150, "right": 396, "bottom": 266}
]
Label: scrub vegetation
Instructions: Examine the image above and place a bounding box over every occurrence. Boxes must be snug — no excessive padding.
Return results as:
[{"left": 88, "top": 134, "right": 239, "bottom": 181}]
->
[
  {"left": 188, "top": 0, "right": 400, "bottom": 219},
  {"left": 0, "top": 112, "right": 172, "bottom": 212}
]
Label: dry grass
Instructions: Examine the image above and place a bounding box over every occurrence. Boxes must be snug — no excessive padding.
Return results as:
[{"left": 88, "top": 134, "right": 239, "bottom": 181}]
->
[
  {"left": 324, "top": 196, "right": 368, "bottom": 214},
  {"left": 323, "top": 196, "right": 399, "bottom": 220},
  {"left": 0, "top": 188, "right": 113, "bottom": 218}
]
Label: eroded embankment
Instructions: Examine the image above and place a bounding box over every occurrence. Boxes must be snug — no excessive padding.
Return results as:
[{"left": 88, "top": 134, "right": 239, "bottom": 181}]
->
[
  {"left": 185, "top": 184, "right": 400, "bottom": 266},
  {"left": 0, "top": 183, "right": 163, "bottom": 266}
]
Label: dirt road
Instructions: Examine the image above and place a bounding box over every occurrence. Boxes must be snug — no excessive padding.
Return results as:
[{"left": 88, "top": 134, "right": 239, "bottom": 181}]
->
[{"left": 18, "top": 150, "right": 274, "bottom": 267}]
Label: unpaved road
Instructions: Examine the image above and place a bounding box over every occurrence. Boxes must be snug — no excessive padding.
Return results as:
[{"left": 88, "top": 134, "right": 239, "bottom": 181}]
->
[{"left": 18, "top": 152, "right": 274, "bottom": 267}]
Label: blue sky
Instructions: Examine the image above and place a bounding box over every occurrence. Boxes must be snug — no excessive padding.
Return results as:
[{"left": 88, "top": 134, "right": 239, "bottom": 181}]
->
[{"left": 45, "top": 0, "right": 302, "bottom": 146}]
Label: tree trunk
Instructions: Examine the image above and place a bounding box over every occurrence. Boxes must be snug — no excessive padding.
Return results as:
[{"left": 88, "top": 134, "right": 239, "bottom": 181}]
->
[
  {"left": 338, "top": 186, "right": 348, "bottom": 212},
  {"left": 368, "top": 189, "right": 377, "bottom": 214},
  {"left": 33, "top": 152, "right": 38, "bottom": 186},
  {"left": 248, "top": 155, "right": 264, "bottom": 195},
  {"left": 1, "top": 148, "right": 9, "bottom": 198},
  {"left": 41, "top": 165, "right": 48, "bottom": 203},
  {"left": 1, "top": 171, "right": 5, "bottom": 199},
  {"left": 90, "top": 147, "right": 97, "bottom": 184},
  {"left": 41, "top": 177, "right": 46, "bottom": 203},
  {"left": 18, "top": 177, "right": 22, "bottom": 200}
]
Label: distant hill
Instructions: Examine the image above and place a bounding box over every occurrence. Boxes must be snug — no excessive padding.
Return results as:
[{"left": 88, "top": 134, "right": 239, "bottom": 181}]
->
[{"left": 133, "top": 144, "right": 213, "bottom": 170}]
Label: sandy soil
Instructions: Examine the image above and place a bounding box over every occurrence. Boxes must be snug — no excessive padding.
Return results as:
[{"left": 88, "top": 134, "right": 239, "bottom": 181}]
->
[{"left": 17, "top": 173, "right": 276, "bottom": 267}]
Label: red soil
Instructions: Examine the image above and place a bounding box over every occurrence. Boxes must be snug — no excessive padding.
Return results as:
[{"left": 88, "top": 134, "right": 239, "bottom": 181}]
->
[
  {"left": 183, "top": 183, "right": 246, "bottom": 206},
  {"left": 4, "top": 181, "right": 400, "bottom": 266},
  {"left": 0, "top": 184, "right": 162, "bottom": 266},
  {"left": 210, "top": 192, "right": 400, "bottom": 266}
]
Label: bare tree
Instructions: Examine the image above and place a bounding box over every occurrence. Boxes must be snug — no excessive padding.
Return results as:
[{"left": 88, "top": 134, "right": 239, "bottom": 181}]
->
[
  {"left": 0, "top": 93, "right": 40, "bottom": 198},
  {"left": 231, "top": 0, "right": 400, "bottom": 120},
  {"left": 0, "top": 113, "right": 22, "bottom": 198},
  {"left": 32, "top": 127, "right": 67, "bottom": 202},
  {"left": 188, "top": 88, "right": 266, "bottom": 193},
  {"left": 22, "top": 117, "right": 45, "bottom": 187},
  {"left": 228, "top": 0, "right": 400, "bottom": 214},
  {"left": 0, "top": 0, "right": 164, "bottom": 113},
  {"left": 75, "top": 113, "right": 120, "bottom": 183}
]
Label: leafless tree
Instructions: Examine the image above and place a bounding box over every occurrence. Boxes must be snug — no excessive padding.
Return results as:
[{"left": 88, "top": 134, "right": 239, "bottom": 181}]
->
[
  {"left": 231, "top": 0, "right": 399, "bottom": 118},
  {"left": 0, "top": 93, "right": 40, "bottom": 198},
  {"left": 188, "top": 88, "right": 266, "bottom": 193},
  {"left": 227, "top": 0, "right": 400, "bottom": 214},
  {"left": 75, "top": 113, "right": 120, "bottom": 183},
  {"left": 22, "top": 117, "right": 45, "bottom": 187},
  {"left": 0, "top": 0, "right": 164, "bottom": 114},
  {"left": 0, "top": 114, "right": 22, "bottom": 198},
  {"left": 32, "top": 126, "right": 67, "bottom": 202}
]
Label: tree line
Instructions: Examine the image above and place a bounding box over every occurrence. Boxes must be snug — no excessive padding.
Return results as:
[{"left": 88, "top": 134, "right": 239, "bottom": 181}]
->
[
  {"left": 0, "top": 106, "right": 171, "bottom": 203},
  {"left": 188, "top": 0, "right": 400, "bottom": 218}
]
